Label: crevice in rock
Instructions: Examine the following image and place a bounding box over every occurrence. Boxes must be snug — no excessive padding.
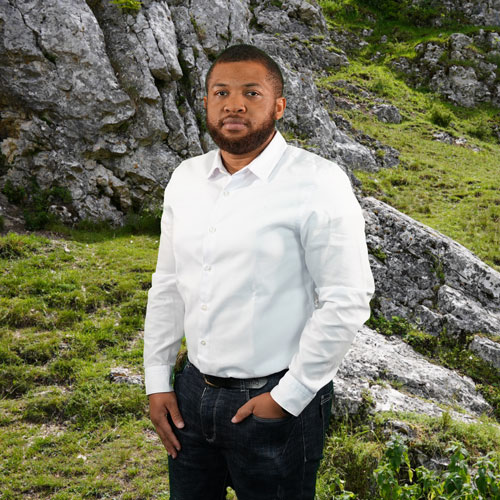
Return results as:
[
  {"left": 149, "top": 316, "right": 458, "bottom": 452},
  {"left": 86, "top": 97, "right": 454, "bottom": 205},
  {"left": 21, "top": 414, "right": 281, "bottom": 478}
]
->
[
  {"left": 84, "top": 0, "right": 132, "bottom": 100},
  {"left": 14, "top": 3, "right": 57, "bottom": 65}
]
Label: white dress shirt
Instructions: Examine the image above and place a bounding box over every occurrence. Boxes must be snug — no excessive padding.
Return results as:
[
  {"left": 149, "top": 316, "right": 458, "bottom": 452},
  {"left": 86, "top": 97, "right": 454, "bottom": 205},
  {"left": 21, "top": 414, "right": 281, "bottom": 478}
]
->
[{"left": 144, "top": 130, "right": 374, "bottom": 416}]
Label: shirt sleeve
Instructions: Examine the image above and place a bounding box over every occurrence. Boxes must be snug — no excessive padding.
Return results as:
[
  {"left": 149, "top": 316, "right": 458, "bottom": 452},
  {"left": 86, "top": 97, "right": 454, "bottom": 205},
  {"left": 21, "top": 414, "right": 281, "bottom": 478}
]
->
[
  {"left": 270, "top": 166, "right": 374, "bottom": 416},
  {"left": 143, "top": 172, "right": 185, "bottom": 395}
]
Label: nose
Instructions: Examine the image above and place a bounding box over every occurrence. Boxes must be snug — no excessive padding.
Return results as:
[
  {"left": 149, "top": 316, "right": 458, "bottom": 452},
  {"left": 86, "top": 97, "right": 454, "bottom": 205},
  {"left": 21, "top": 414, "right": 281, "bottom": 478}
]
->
[{"left": 223, "top": 95, "right": 246, "bottom": 113}]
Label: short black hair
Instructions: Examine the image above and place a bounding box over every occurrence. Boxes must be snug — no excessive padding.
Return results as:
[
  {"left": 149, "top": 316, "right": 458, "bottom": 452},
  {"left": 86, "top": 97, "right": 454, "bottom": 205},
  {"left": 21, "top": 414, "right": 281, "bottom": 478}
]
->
[{"left": 205, "top": 44, "right": 284, "bottom": 97}]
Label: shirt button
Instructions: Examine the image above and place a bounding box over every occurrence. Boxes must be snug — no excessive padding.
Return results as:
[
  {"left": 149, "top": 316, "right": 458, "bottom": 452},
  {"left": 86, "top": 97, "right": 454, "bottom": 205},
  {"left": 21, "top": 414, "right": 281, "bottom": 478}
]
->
[
  {"left": 201, "top": 304, "right": 208, "bottom": 311},
  {"left": 200, "top": 340, "right": 206, "bottom": 346},
  {"left": 208, "top": 226, "right": 216, "bottom": 233},
  {"left": 223, "top": 191, "right": 230, "bottom": 197},
  {"left": 204, "top": 265, "right": 212, "bottom": 271}
]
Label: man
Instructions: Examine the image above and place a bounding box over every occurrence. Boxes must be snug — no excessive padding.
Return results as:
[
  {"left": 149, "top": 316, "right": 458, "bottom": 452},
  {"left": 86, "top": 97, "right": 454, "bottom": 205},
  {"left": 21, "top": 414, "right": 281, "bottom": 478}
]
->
[{"left": 144, "top": 44, "right": 374, "bottom": 500}]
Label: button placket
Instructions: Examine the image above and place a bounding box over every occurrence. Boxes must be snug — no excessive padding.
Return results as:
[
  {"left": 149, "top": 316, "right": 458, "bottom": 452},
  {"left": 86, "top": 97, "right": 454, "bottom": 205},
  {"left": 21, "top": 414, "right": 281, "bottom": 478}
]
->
[{"left": 198, "top": 177, "right": 239, "bottom": 354}]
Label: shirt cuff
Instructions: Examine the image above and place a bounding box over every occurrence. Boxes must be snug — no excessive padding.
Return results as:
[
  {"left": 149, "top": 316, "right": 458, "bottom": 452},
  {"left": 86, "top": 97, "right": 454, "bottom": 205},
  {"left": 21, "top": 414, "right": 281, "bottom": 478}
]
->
[
  {"left": 144, "top": 365, "right": 174, "bottom": 395},
  {"left": 270, "top": 371, "right": 316, "bottom": 417}
]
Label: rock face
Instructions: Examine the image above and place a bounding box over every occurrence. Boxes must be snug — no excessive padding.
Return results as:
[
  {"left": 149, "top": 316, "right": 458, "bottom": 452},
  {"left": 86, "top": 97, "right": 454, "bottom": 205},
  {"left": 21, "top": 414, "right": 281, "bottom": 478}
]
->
[
  {"left": 362, "top": 197, "right": 500, "bottom": 338},
  {"left": 0, "top": 0, "right": 377, "bottom": 222},
  {"left": 411, "top": 0, "right": 500, "bottom": 26},
  {"left": 470, "top": 335, "right": 500, "bottom": 370},
  {"left": 393, "top": 31, "right": 500, "bottom": 108},
  {"left": 334, "top": 326, "right": 490, "bottom": 421}
]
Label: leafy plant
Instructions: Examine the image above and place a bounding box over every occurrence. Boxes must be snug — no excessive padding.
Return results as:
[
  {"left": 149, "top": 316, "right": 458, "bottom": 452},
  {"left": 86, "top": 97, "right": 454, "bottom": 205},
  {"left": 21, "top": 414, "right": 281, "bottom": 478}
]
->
[
  {"left": 430, "top": 105, "right": 454, "bottom": 128},
  {"left": 109, "top": 0, "right": 142, "bottom": 12},
  {"left": 374, "top": 435, "right": 500, "bottom": 498}
]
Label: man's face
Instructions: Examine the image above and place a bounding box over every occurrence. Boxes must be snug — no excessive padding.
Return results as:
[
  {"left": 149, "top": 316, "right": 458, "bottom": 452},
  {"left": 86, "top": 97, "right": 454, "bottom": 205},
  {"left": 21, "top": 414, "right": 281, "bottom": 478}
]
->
[{"left": 204, "top": 61, "right": 286, "bottom": 155}]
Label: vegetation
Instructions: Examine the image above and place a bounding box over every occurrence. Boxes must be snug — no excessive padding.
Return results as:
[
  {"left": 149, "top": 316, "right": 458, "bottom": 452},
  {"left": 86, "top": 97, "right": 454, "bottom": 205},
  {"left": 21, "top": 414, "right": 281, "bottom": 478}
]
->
[
  {"left": 2, "top": 178, "right": 72, "bottom": 231},
  {"left": 0, "top": 226, "right": 164, "bottom": 499},
  {"left": 109, "top": 0, "right": 142, "bottom": 12},
  {"left": 374, "top": 435, "right": 500, "bottom": 499},
  {"left": 316, "top": 2, "right": 500, "bottom": 271},
  {"left": 1, "top": 228, "right": 499, "bottom": 498}
]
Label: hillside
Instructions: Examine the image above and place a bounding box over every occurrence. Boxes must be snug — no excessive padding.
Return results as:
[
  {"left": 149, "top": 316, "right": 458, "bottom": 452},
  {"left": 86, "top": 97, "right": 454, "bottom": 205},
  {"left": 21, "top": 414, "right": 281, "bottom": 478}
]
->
[{"left": 316, "top": 0, "right": 500, "bottom": 272}]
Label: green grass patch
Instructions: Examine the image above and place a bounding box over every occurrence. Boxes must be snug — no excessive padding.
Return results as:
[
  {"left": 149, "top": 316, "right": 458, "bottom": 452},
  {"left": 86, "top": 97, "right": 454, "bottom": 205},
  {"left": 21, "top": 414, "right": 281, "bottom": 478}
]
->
[
  {"left": 317, "top": 60, "right": 500, "bottom": 270},
  {"left": 1, "top": 225, "right": 499, "bottom": 498}
]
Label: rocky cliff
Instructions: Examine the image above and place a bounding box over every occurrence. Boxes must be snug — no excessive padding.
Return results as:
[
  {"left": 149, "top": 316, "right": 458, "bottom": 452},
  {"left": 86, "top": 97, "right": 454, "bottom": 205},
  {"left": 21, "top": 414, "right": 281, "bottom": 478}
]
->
[
  {"left": 0, "top": 0, "right": 376, "bottom": 224},
  {"left": 1, "top": 0, "right": 499, "bottom": 422}
]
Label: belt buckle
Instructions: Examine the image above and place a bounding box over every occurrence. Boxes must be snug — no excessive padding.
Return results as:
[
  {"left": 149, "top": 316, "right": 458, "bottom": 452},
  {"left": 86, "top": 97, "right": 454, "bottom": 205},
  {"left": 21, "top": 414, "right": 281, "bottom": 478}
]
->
[
  {"left": 203, "top": 375, "right": 218, "bottom": 388},
  {"left": 247, "top": 377, "right": 267, "bottom": 389}
]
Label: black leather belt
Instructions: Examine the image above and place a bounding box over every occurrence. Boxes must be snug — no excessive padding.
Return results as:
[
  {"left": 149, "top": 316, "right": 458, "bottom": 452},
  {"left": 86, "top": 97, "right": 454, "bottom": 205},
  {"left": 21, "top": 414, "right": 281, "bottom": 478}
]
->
[
  {"left": 202, "top": 374, "right": 269, "bottom": 390},
  {"left": 201, "top": 367, "right": 289, "bottom": 390}
]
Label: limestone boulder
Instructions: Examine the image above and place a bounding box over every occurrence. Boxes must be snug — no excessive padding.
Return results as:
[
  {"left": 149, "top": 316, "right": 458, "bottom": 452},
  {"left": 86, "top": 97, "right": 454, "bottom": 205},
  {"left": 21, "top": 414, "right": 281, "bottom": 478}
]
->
[
  {"left": 362, "top": 197, "right": 500, "bottom": 338},
  {"left": 334, "top": 326, "right": 491, "bottom": 421}
]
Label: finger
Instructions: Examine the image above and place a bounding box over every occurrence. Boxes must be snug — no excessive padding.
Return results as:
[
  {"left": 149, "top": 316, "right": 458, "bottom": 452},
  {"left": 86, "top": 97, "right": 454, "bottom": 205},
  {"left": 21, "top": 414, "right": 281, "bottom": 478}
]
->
[
  {"left": 165, "top": 399, "right": 185, "bottom": 429},
  {"left": 155, "top": 418, "right": 182, "bottom": 458},
  {"left": 231, "top": 401, "right": 254, "bottom": 423}
]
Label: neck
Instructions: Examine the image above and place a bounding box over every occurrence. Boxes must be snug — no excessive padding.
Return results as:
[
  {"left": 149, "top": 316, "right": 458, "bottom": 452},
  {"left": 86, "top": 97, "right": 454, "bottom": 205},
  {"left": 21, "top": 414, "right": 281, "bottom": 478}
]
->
[{"left": 220, "top": 131, "right": 276, "bottom": 175}]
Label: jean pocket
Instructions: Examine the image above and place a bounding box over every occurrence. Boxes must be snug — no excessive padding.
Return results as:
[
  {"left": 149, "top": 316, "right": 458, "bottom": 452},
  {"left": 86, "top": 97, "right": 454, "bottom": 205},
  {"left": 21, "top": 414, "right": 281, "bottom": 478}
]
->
[
  {"left": 320, "top": 384, "right": 333, "bottom": 437},
  {"left": 251, "top": 413, "right": 293, "bottom": 424}
]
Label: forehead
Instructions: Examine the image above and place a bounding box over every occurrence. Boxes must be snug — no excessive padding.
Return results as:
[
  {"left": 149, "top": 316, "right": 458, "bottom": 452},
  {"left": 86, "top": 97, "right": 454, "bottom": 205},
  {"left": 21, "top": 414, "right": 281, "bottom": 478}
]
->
[{"left": 207, "top": 61, "right": 272, "bottom": 87}]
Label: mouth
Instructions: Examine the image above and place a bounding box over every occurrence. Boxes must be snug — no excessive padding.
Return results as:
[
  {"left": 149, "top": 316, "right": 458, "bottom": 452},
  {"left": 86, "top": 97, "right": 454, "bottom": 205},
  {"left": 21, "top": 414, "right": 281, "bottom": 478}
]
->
[{"left": 221, "top": 117, "right": 248, "bottom": 131}]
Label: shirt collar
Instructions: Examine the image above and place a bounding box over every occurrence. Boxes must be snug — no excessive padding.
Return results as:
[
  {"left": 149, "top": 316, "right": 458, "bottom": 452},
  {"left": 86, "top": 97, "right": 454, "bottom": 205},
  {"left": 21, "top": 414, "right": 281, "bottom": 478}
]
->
[{"left": 207, "top": 130, "right": 288, "bottom": 182}]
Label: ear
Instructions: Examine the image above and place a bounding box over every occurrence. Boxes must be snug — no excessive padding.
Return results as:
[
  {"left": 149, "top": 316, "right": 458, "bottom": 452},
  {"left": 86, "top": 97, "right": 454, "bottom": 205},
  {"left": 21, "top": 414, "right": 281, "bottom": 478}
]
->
[
  {"left": 274, "top": 97, "right": 286, "bottom": 120},
  {"left": 203, "top": 96, "right": 207, "bottom": 109}
]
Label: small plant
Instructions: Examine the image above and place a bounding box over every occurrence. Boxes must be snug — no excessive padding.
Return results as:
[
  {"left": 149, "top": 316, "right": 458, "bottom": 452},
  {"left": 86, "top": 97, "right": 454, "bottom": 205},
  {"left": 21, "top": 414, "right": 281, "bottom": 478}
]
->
[
  {"left": 430, "top": 105, "right": 454, "bottom": 128},
  {"left": 110, "top": 0, "right": 142, "bottom": 12},
  {"left": 468, "top": 121, "right": 492, "bottom": 141},
  {"left": 369, "top": 246, "right": 387, "bottom": 262},
  {"left": 2, "top": 178, "right": 72, "bottom": 230},
  {"left": 2, "top": 179, "right": 26, "bottom": 204},
  {"left": 374, "top": 435, "right": 500, "bottom": 499}
]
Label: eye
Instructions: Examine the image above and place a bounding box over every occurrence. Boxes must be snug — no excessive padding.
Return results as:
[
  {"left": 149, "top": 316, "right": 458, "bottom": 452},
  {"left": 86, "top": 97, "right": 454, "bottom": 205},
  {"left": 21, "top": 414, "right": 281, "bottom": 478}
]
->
[{"left": 246, "top": 91, "right": 260, "bottom": 97}]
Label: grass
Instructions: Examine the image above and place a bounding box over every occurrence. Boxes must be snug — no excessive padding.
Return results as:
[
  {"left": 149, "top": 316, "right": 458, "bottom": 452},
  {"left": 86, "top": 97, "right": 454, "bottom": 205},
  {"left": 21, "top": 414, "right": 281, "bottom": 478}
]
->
[
  {"left": 1, "top": 228, "right": 500, "bottom": 499},
  {"left": 0, "top": 228, "right": 162, "bottom": 498},
  {"left": 317, "top": 58, "right": 500, "bottom": 271}
]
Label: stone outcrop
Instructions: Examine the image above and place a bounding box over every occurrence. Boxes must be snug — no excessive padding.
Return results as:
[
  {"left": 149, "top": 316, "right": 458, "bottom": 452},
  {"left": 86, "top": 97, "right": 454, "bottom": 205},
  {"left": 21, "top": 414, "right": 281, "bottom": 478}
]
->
[
  {"left": 334, "top": 326, "right": 491, "bottom": 422},
  {"left": 393, "top": 31, "right": 500, "bottom": 108},
  {"left": 373, "top": 104, "right": 402, "bottom": 124},
  {"left": 362, "top": 197, "right": 500, "bottom": 338},
  {"left": 470, "top": 335, "right": 500, "bottom": 370},
  {"left": 411, "top": 0, "right": 500, "bottom": 27},
  {"left": 0, "top": 0, "right": 377, "bottom": 223}
]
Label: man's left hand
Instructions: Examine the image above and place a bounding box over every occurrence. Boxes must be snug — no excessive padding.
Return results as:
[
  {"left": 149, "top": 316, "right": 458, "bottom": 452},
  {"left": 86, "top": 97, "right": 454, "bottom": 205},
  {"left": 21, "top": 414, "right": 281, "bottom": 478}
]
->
[{"left": 231, "top": 392, "right": 288, "bottom": 423}]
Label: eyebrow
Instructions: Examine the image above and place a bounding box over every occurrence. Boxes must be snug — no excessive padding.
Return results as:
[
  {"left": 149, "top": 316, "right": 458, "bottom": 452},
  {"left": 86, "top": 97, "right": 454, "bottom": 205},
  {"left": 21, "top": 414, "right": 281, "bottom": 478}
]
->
[{"left": 211, "top": 82, "right": 264, "bottom": 88}]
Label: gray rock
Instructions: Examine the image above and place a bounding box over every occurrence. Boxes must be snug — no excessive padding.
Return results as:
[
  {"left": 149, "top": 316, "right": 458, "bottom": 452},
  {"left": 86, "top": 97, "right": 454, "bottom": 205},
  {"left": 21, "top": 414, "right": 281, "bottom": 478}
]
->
[
  {"left": 470, "top": 336, "right": 500, "bottom": 370},
  {"left": 362, "top": 197, "right": 500, "bottom": 338},
  {"left": 334, "top": 326, "right": 490, "bottom": 421},
  {"left": 109, "top": 367, "right": 144, "bottom": 386},
  {"left": 395, "top": 31, "right": 500, "bottom": 108},
  {"left": 373, "top": 104, "right": 402, "bottom": 124},
  {"left": 410, "top": 0, "right": 500, "bottom": 26},
  {"left": 1, "top": 0, "right": 389, "bottom": 221}
]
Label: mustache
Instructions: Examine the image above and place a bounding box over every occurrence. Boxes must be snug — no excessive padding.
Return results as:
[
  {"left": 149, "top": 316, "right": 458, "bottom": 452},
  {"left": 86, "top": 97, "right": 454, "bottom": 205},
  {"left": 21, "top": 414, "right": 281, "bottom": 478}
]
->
[{"left": 218, "top": 115, "right": 250, "bottom": 127}]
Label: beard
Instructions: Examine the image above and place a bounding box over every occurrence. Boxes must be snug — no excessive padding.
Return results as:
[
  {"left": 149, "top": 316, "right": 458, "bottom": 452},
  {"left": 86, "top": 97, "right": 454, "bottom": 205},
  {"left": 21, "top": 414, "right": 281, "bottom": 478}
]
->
[{"left": 206, "top": 111, "right": 276, "bottom": 155}]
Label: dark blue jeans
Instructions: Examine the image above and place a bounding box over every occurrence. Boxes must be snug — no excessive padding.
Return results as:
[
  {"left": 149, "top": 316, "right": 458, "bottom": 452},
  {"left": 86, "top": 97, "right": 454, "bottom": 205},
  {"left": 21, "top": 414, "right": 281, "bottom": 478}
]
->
[{"left": 168, "top": 361, "right": 333, "bottom": 500}]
